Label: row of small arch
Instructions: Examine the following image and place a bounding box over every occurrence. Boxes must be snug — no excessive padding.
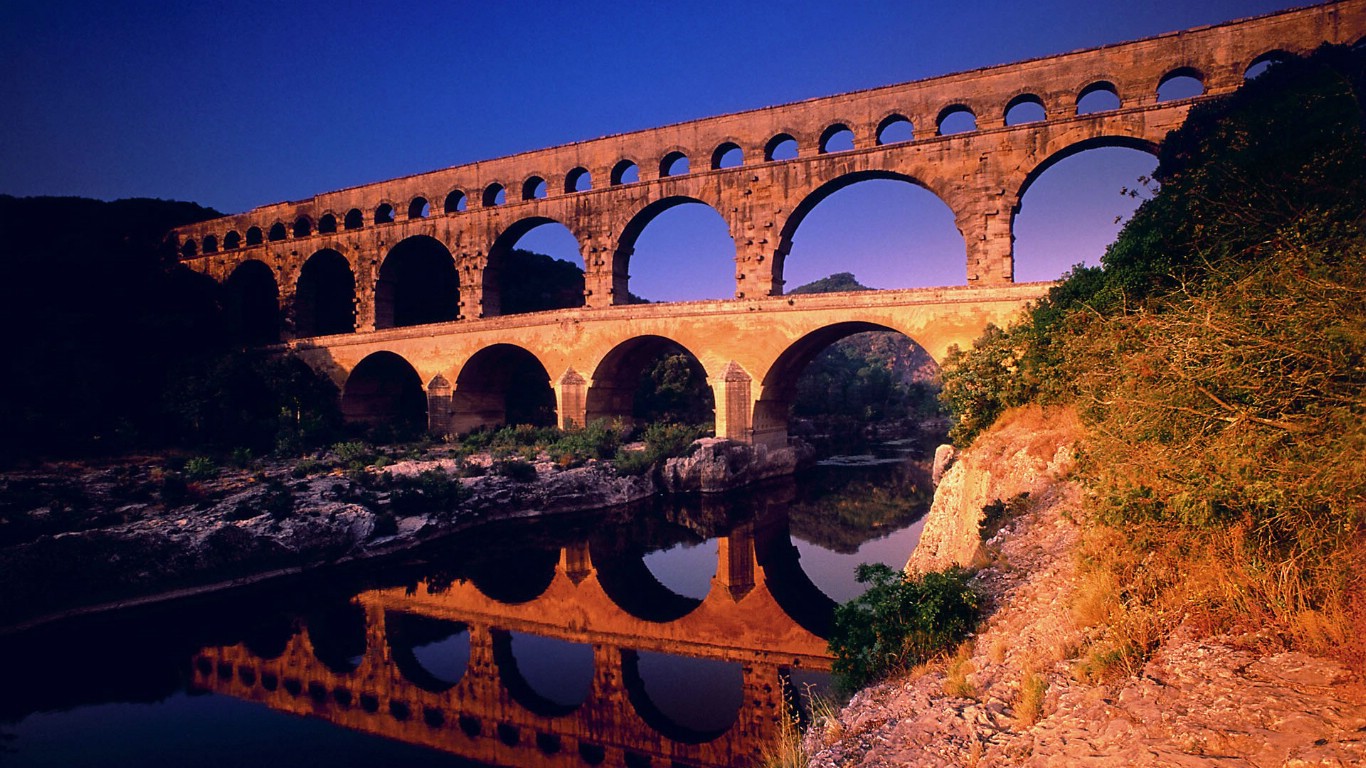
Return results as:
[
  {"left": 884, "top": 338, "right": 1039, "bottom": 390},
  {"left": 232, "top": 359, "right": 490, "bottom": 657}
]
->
[{"left": 178, "top": 55, "right": 1297, "bottom": 260}]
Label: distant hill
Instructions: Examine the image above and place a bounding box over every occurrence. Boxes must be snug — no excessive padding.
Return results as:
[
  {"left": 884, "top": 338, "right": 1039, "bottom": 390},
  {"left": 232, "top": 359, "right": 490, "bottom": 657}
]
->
[{"left": 789, "top": 272, "right": 872, "bottom": 294}]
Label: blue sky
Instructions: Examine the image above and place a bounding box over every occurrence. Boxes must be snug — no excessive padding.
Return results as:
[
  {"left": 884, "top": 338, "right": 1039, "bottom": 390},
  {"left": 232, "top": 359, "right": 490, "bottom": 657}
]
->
[{"left": 1, "top": 1, "right": 1300, "bottom": 299}]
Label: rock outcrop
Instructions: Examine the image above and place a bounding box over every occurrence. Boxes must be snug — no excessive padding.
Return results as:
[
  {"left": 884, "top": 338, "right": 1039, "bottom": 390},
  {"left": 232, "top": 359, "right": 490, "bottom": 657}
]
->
[{"left": 659, "top": 438, "right": 810, "bottom": 493}]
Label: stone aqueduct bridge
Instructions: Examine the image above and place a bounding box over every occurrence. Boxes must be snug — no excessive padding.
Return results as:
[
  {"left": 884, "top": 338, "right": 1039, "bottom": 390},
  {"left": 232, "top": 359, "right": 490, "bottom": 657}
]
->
[
  {"left": 194, "top": 518, "right": 833, "bottom": 768},
  {"left": 173, "top": 2, "right": 1366, "bottom": 443}
]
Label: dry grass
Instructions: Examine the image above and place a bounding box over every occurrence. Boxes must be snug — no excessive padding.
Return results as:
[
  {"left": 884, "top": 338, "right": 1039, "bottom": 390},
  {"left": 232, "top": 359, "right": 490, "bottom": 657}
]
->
[
  {"left": 1015, "top": 669, "right": 1048, "bottom": 726},
  {"left": 943, "top": 642, "right": 977, "bottom": 699}
]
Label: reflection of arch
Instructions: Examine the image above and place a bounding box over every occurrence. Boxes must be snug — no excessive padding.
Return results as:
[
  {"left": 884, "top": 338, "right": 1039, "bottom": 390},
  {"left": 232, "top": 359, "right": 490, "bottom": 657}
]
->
[
  {"left": 452, "top": 343, "right": 556, "bottom": 432},
  {"left": 621, "top": 650, "right": 742, "bottom": 744},
  {"left": 305, "top": 603, "right": 367, "bottom": 675},
  {"left": 614, "top": 196, "right": 734, "bottom": 299},
  {"left": 386, "top": 612, "right": 469, "bottom": 693},
  {"left": 223, "top": 259, "right": 279, "bottom": 345},
  {"left": 775, "top": 170, "right": 958, "bottom": 293},
  {"left": 241, "top": 613, "right": 296, "bottom": 660},
  {"left": 375, "top": 235, "right": 459, "bottom": 328},
  {"left": 294, "top": 249, "right": 355, "bottom": 337},
  {"left": 1015, "top": 135, "right": 1158, "bottom": 202},
  {"left": 491, "top": 630, "right": 593, "bottom": 717},
  {"left": 341, "top": 351, "right": 427, "bottom": 434},
  {"left": 756, "top": 527, "right": 839, "bottom": 638},
  {"left": 467, "top": 548, "right": 559, "bottom": 604},
  {"left": 585, "top": 335, "right": 714, "bottom": 426},
  {"left": 484, "top": 216, "right": 585, "bottom": 316},
  {"left": 754, "top": 321, "right": 914, "bottom": 448},
  {"left": 593, "top": 551, "right": 703, "bottom": 623}
]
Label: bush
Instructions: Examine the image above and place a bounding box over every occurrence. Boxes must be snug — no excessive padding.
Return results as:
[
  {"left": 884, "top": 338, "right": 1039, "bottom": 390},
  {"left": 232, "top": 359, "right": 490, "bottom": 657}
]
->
[
  {"left": 184, "top": 456, "right": 218, "bottom": 481},
  {"left": 491, "top": 458, "right": 538, "bottom": 483},
  {"left": 389, "top": 469, "right": 470, "bottom": 515},
  {"left": 828, "top": 564, "right": 981, "bottom": 691},
  {"left": 332, "top": 441, "right": 376, "bottom": 470}
]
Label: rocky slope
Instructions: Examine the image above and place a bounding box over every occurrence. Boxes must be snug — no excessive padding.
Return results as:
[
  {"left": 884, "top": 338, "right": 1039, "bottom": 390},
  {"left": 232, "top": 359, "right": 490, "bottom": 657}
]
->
[{"left": 806, "top": 406, "right": 1366, "bottom": 767}]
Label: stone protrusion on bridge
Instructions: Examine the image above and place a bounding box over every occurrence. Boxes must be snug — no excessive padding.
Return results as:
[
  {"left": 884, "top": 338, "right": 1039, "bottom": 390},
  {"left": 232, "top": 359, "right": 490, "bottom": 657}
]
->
[
  {"left": 555, "top": 368, "right": 589, "bottom": 431},
  {"left": 426, "top": 374, "right": 453, "bottom": 436},
  {"left": 712, "top": 362, "right": 754, "bottom": 443}
]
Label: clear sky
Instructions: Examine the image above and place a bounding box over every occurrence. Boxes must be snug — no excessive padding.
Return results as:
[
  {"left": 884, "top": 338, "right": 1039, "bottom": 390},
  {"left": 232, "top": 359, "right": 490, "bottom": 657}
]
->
[{"left": 1, "top": 0, "right": 1303, "bottom": 299}]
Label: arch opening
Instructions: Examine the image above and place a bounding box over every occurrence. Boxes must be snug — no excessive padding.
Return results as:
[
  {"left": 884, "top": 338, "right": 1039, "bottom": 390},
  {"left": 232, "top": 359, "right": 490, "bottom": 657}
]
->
[
  {"left": 522, "top": 176, "right": 548, "bottom": 201},
  {"left": 341, "top": 351, "right": 427, "bottom": 437},
  {"left": 483, "top": 183, "right": 506, "bottom": 207},
  {"left": 616, "top": 197, "right": 736, "bottom": 302},
  {"left": 484, "top": 218, "right": 585, "bottom": 316},
  {"left": 181, "top": 239, "right": 197, "bottom": 258},
  {"left": 293, "top": 217, "right": 311, "bottom": 238},
  {"left": 318, "top": 214, "right": 337, "bottom": 234},
  {"left": 223, "top": 259, "right": 280, "bottom": 346},
  {"left": 593, "top": 548, "right": 705, "bottom": 623},
  {"left": 467, "top": 547, "right": 559, "bottom": 604},
  {"left": 493, "top": 631, "right": 594, "bottom": 717},
  {"left": 712, "top": 142, "right": 743, "bottom": 169},
  {"left": 267, "top": 222, "right": 286, "bottom": 242},
  {"left": 778, "top": 172, "right": 965, "bottom": 294},
  {"left": 450, "top": 343, "right": 556, "bottom": 434},
  {"left": 305, "top": 603, "right": 367, "bottom": 675},
  {"left": 622, "top": 651, "right": 744, "bottom": 743},
  {"left": 344, "top": 209, "right": 363, "bottom": 230},
  {"left": 936, "top": 105, "right": 977, "bottom": 135},
  {"left": 1244, "top": 50, "right": 1290, "bottom": 79},
  {"left": 611, "top": 160, "right": 639, "bottom": 186},
  {"left": 1005, "top": 94, "right": 1046, "bottom": 125},
  {"left": 224, "top": 231, "right": 241, "bottom": 249},
  {"left": 819, "top": 124, "right": 855, "bottom": 153},
  {"left": 765, "top": 133, "right": 798, "bottom": 161},
  {"left": 1157, "top": 67, "right": 1204, "bottom": 101},
  {"left": 202, "top": 235, "right": 217, "bottom": 254},
  {"left": 409, "top": 197, "right": 431, "bottom": 219},
  {"left": 1014, "top": 139, "right": 1158, "bottom": 282},
  {"left": 375, "top": 203, "right": 395, "bottom": 225},
  {"left": 586, "top": 335, "right": 715, "bottom": 429},
  {"left": 245, "top": 226, "right": 263, "bottom": 246},
  {"left": 444, "top": 190, "right": 467, "bottom": 214},
  {"left": 660, "top": 151, "right": 689, "bottom": 177},
  {"left": 375, "top": 235, "right": 459, "bottom": 328},
  {"left": 876, "top": 115, "right": 913, "bottom": 145},
  {"left": 294, "top": 249, "right": 356, "bottom": 337},
  {"left": 565, "top": 167, "right": 592, "bottom": 193},
  {"left": 1076, "top": 81, "right": 1120, "bottom": 114},
  {"left": 386, "top": 613, "right": 470, "bottom": 693}
]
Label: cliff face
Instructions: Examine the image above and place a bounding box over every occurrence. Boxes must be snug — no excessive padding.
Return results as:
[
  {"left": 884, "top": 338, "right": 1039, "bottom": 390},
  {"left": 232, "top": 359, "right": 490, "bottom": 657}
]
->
[{"left": 807, "top": 406, "right": 1366, "bottom": 767}]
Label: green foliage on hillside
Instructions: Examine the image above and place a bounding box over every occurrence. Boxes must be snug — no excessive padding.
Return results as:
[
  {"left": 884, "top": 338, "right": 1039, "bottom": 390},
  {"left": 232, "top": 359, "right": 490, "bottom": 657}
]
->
[
  {"left": 789, "top": 271, "right": 871, "bottom": 294},
  {"left": 938, "top": 46, "right": 1366, "bottom": 659},
  {"left": 496, "top": 248, "right": 585, "bottom": 314}
]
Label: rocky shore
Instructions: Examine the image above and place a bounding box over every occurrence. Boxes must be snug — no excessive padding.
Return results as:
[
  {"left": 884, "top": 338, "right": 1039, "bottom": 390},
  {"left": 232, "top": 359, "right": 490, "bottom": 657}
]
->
[
  {"left": 0, "top": 437, "right": 804, "bottom": 631},
  {"left": 804, "top": 407, "right": 1366, "bottom": 767}
]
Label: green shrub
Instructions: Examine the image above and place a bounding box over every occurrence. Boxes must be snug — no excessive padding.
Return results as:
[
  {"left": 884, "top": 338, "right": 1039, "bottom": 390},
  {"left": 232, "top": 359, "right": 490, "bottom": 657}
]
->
[
  {"left": 551, "top": 419, "right": 628, "bottom": 462},
  {"left": 184, "top": 456, "right": 218, "bottom": 481},
  {"left": 332, "top": 441, "right": 376, "bottom": 470},
  {"left": 829, "top": 564, "right": 981, "bottom": 692},
  {"left": 491, "top": 458, "right": 538, "bottom": 483},
  {"left": 389, "top": 469, "right": 470, "bottom": 515}
]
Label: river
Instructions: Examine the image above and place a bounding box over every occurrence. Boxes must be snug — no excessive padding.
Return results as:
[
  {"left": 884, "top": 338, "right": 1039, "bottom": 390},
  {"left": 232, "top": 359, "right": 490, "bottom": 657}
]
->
[{"left": 0, "top": 442, "right": 932, "bottom": 767}]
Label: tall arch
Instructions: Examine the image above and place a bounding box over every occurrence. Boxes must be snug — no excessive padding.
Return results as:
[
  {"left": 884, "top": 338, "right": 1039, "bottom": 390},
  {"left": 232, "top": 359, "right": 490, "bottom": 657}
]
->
[
  {"left": 375, "top": 236, "right": 459, "bottom": 329},
  {"left": 223, "top": 259, "right": 280, "bottom": 346},
  {"left": 483, "top": 217, "right": 585, "bottom": 317},
  {"left": 449, "top": 343, "right": 556, "bottom": 434},
  {"left": 294, "top": 249, "right": 355, "bottom": 337},
  {"left": 614, "top": 196, "right": 736, "bottom": 303},
  {"left": 341, "top": 351, "right": 426, "bottom": 436},
  {"left": 776, "top": 170, "right": 963, "bottom": 293}
]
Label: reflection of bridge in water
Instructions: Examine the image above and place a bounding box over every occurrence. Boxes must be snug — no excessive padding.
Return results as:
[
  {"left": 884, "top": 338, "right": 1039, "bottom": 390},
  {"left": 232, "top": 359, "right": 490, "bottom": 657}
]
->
[{"left": 193, "top": 515, "right": 837, "bottom": 767}]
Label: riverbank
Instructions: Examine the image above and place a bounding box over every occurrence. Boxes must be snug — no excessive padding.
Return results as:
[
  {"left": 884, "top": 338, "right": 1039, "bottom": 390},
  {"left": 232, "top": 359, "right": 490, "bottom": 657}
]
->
[
  {"left": 804, "top": 406, "right": 1366, "bottom": 767},
  {"left": 0, "top": 436, "right": 806, "bottom": 631}
]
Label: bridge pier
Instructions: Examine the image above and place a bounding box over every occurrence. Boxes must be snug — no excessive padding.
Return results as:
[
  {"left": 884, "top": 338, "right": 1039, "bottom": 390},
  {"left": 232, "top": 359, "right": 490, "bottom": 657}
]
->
[{"left": 711, "top": 362, "right": 755, "bottom": 443}]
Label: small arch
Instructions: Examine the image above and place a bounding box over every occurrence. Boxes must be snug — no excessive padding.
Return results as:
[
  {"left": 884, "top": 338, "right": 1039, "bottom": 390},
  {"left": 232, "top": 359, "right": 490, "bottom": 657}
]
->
[
  {"left": 876, "top": 114, "right": 914, "bottom": 145},
  {"left": 444, "top": 189, "right": 467, "bottom": 214},
  {"left": 344, "top": 209, "right": 364, "bottom": 230},
  {"left": 223, "top": 231, "right": 241, "bottom": 249},
  {"left": 764, "top": 133, "right": 798, "bottom": 161},
  {"left": 1157, "top": 66, "right": 1205, "bottom": 101},
  {"left": 375, "top": 235, "right": 460, "bottom": 328},
  {"left": 341, "top": 351, "right": 427, "bottom": 435},
  {"left": 483, "top": 183, "right": 506, "bottom": 207},
  {"left": 936, "top": 104, "right": 977, "bottom": 135},
  {"left": 1244, "top": 50, "right": 1290, "bottom": 79},
  {"left": 711, "top": 142, "right": 743, "bottom": 169},
  {"left": 202, "top": 235, "right": 217, "bottom": 254},
  {"left": 660, "top": 151, "right": 689, "bottom": 177},
  {"left": 565, "top": 167, "right": 592, "bottom": 193},
  {"left": 294, "top": 249, "right": 356, "bottom": 337},
  {"left": 1076, "top": 80, "right": 1121, "bottom": 114},
  {"left": 611, "top": 159, "right": 640, "bottom": 186},
  {"left": 245, "top": 226, "right": 263, "bottom": 246},
  {"left": 180, "top": 239, "right": 197, "bottom": 258},
  {"left": 408, "top": 197, "right": 431, "bottom": 219},
  {"left": 292, "top": 216, "right": 311, "bottom": 238},
  {"left": 375, "top": 203, "right": 395, "bottom": 224},
  {"left": 451, "top": 343, "right": 557, "bottom": 431},
  {"left": 819, "top": 124, "right": 855, "bottom": 153},
  {"left": 267, "top": 222, "right": 287, "bottom": 242},
  {"left": 522, "top": 176, "right": 548, "bottom": 200},
  {"left": 317, "top": 213, "right": 337, "bottom": 234},
  {"left": 1004, "top": 93, "right": 1046, "bottom": 126}
]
